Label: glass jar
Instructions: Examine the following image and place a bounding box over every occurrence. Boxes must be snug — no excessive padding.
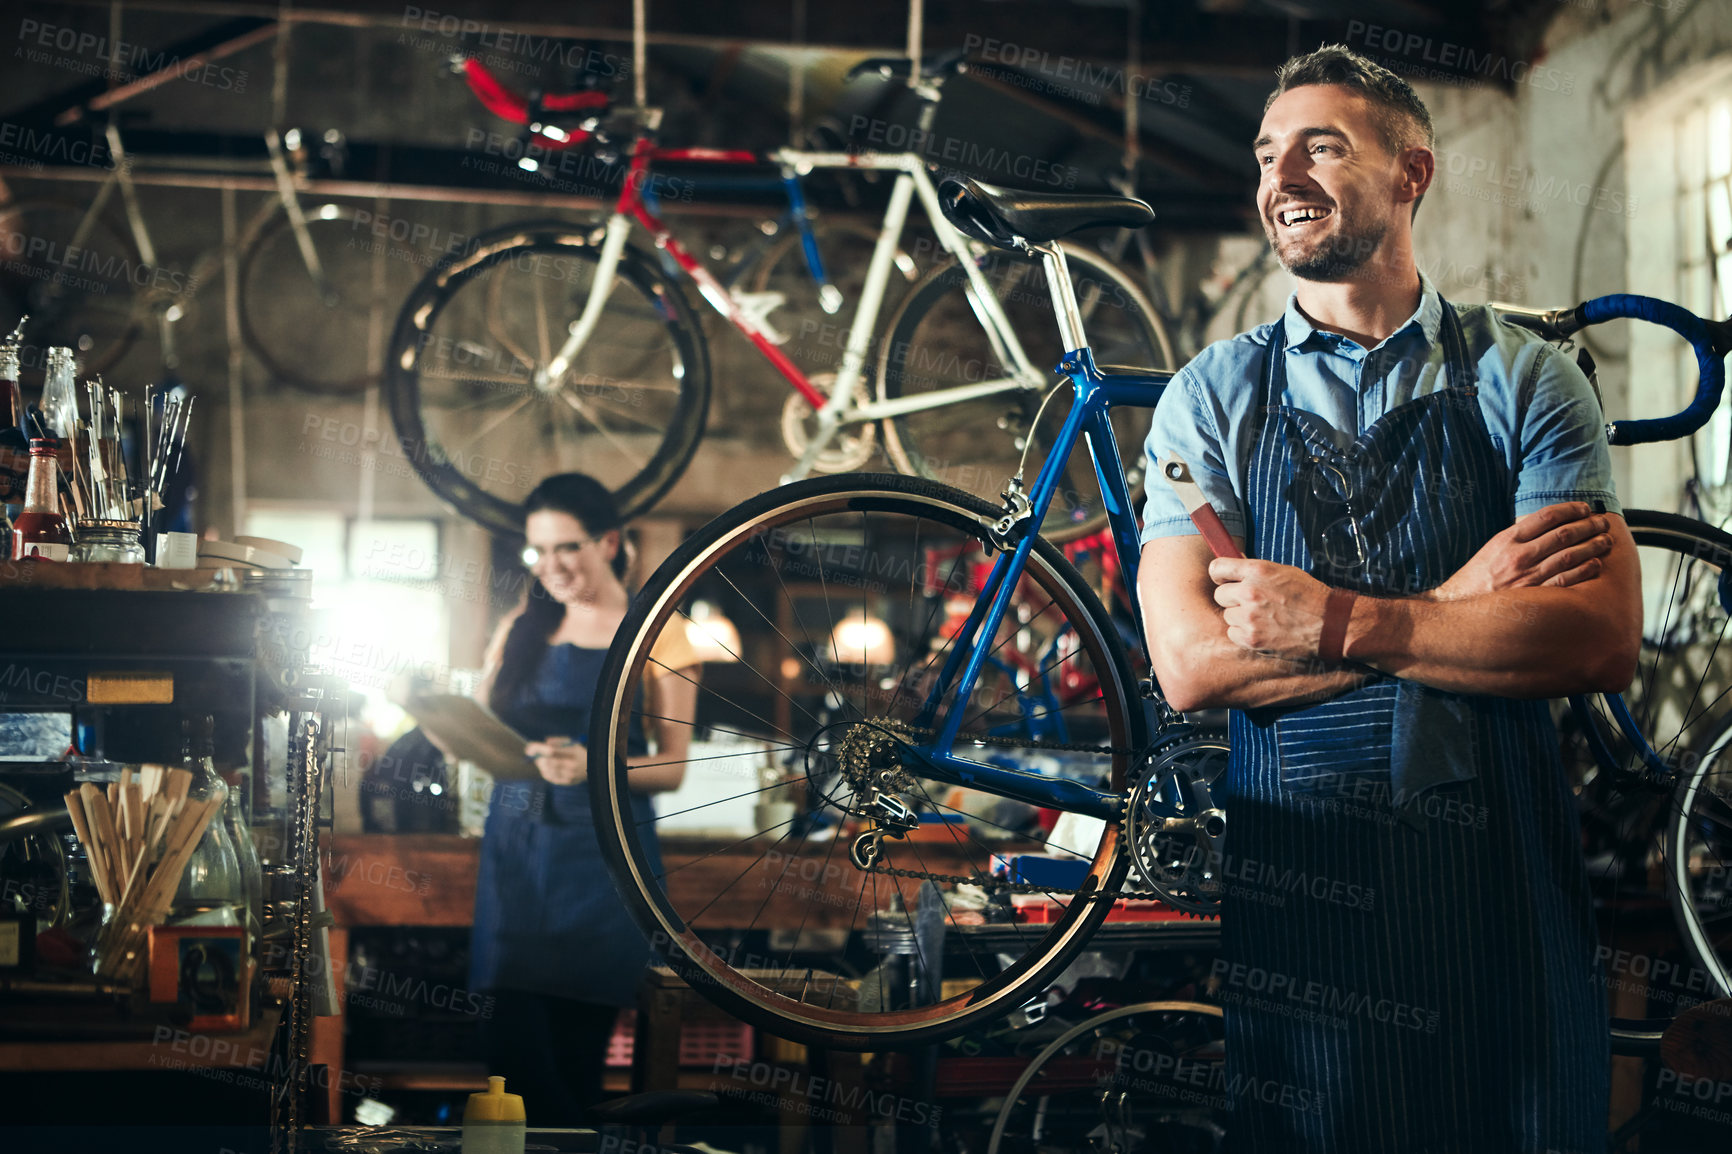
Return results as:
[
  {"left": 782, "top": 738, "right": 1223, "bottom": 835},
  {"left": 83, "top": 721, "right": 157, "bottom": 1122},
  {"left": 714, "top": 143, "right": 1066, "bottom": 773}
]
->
[{"left": 71, "top": 519, "right": 145, "bottom": 563}]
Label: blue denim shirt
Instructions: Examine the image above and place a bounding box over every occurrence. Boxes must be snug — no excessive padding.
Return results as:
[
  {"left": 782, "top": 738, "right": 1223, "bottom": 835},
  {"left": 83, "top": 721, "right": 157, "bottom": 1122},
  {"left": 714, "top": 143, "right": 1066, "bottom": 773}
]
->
[{"left": 1141, "top": 273, "right": 1619, "bottom": 545}]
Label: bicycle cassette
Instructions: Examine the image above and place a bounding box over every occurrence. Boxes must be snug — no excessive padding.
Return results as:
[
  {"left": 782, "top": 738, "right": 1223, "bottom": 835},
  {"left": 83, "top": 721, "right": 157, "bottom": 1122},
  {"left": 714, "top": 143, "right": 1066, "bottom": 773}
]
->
[{"left": 1125, "top": 734, "right": 1229, "bottom": 916}]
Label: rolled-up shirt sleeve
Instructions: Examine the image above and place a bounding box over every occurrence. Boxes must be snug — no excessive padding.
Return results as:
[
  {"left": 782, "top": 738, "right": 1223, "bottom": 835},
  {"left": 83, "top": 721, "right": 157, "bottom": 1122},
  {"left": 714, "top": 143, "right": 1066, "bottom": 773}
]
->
[
  {"left": 1512, "top": 341, "right": 1622, "bottom": 518},
  {"left": 1140, "top": 364, "right": 1246, "bottom": 544}
]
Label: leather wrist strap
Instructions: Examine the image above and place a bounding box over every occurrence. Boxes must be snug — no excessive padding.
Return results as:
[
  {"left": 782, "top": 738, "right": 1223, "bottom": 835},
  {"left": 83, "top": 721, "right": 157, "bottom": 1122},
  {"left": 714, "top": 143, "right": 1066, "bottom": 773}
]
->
[{"left": 1319, "top": 587, "right": 1357, "bottom": 664}]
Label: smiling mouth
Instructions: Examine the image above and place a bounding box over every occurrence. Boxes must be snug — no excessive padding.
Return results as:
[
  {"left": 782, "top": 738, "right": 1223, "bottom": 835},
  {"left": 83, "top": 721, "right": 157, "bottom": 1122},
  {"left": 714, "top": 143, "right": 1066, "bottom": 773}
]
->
[{"left": 1276, "top": 205, "right": 1333, "bottom": 228}]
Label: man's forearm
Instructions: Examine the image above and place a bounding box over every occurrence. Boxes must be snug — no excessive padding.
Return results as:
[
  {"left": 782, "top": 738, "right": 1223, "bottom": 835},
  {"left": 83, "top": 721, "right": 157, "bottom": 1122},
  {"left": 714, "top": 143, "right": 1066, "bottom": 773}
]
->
[
  {"left": 1343, "top": 585, "right": 1636, "bottom": 696},
  {"left": 1165, "top": 631, "right": 1373, "bottom": 710}
]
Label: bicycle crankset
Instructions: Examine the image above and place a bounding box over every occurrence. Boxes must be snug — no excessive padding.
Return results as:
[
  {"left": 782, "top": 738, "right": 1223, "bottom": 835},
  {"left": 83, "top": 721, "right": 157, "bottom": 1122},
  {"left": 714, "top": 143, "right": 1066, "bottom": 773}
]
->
[{"left": 1125, "top": 733, "right": 1230, "bottom": 916}]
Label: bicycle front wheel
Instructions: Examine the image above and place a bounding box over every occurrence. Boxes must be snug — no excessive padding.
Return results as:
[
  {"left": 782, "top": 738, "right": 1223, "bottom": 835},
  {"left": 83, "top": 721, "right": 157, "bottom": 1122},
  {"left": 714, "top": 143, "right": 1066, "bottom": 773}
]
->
[
  {"left": 384, "top": 221, "right": 710, "bottom": 536},
  {"left": 587, "top": 472, "right": 1147, "bottom": 1048},
  {"left": 877, "top": 242, "right": 1174, "bottom": 543},
  {"left": 1668, "top": 713, "right": 1732, "bottom": 1007},
  {"left": 1561, "top": 510, "right": 1732, "bottom": 1044}
]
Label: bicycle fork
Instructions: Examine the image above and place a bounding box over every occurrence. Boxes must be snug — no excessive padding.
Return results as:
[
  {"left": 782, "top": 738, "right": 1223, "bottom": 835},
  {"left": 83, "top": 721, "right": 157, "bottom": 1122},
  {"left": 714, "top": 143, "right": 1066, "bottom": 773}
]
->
[{"left": 540, "top": 212, "right": 634, "bottom": 389}]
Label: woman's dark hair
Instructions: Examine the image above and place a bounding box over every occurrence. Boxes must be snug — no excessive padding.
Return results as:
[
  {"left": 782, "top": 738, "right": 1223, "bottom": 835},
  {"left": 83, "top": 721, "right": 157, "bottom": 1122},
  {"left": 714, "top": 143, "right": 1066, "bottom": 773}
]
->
[{"left": 489, "top": 473, "right": 627, "bottom": 712}]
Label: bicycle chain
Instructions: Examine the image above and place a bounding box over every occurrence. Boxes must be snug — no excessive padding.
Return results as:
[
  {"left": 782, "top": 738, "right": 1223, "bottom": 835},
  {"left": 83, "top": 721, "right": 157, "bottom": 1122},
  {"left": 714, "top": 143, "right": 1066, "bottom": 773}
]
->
[{"left": 845, "top": 722, "right": 1163, "bottom": 900}]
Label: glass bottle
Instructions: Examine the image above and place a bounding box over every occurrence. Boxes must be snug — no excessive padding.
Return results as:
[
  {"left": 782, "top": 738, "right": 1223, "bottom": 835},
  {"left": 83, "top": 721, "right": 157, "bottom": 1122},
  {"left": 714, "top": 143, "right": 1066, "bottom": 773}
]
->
[
  {"left": 10, "top": 438, "right": 72, "bottom": 561},
  {"left": 70, "top": 518, "right": 145, "bottom": 563},
  {"left": 38, "top": 345, "right": 78, "bottom": 442},
  {"left": 170, "top": 718, "right": 244, "bottom": 929},
  {"left": 220, "top": 769, "right": 265, "bottom": 947},
  {"left": 0, "top": 316, "right": 26, "bottom": 506}
]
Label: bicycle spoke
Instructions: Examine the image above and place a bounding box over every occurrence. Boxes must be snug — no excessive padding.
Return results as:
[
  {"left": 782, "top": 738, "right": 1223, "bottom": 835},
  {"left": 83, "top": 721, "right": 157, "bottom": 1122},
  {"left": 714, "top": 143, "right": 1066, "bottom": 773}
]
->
[
  {"left": 449, "top": 393, "right": 533, "bottom": 451},
  {"left": 555, "top": 390, "right": 651, "bottom": 469}
]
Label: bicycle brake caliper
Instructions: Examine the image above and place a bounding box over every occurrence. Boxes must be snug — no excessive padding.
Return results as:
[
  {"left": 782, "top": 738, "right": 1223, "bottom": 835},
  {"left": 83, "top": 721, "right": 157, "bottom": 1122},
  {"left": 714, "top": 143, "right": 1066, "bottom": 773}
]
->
[{"left": 990, "top": 475, "right": 1033, "bottom": 549}]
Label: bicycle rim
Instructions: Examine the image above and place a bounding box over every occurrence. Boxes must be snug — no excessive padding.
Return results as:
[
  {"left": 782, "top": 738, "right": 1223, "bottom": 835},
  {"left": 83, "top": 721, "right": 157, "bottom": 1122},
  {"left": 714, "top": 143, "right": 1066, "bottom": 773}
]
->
[
  {"left": 0, "top": 198, "right": 142, "bottom": 378},
  {"left": 987, "top": 1001, "right": 1226, "bottom": 1154},
  {"left": 877, "top": 243, "right": 1172, "bottom": 543},
  {"left": 588, "top": 472, "right": 1146, "bottom": 1048},
  {"left": 1563, "top": 509, "right": 1732, "bottom": 1041},
  {"left": 1666, "top": 710, "right": 1732, "bottom": 1003},
  {"left": 239, "top": 203, "right": 420, "bottom": 395},
  {"left": 385, "top": 221, "right": 709, "bottom": 536}
]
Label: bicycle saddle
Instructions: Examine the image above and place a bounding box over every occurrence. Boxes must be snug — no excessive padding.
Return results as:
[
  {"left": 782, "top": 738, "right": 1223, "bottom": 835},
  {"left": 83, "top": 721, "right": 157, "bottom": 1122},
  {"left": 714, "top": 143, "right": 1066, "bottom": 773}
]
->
[{"left": 939, "top": 178, "right": 1154, "bottom": 248}]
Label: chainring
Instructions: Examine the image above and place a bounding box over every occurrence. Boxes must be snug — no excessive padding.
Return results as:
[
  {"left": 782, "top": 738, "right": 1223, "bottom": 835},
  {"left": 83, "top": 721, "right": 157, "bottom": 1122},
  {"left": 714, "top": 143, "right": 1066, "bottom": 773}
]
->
[
  {"left": 1125, "top": 734, "right": 1229, "bottom": 916},
  {"left": 780, "top": 374, "right": 877, "bottom": 472}
]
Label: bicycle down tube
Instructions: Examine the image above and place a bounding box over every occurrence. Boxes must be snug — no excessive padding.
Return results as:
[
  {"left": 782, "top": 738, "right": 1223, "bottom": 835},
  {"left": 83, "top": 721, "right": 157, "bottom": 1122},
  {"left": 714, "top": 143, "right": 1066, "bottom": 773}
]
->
[{"left": 903, "top": 242, "right": 1168, "bottom": 819}]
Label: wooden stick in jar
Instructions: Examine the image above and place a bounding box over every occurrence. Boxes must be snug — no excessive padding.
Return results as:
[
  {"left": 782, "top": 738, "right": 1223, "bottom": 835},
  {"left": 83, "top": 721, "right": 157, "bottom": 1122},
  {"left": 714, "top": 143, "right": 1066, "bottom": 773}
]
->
[
  {"left": 82, "top": 783, "right": 124, "bottom": 902},
  {"left": 63, "top": 790, "right": 114, "bottom": 906}
]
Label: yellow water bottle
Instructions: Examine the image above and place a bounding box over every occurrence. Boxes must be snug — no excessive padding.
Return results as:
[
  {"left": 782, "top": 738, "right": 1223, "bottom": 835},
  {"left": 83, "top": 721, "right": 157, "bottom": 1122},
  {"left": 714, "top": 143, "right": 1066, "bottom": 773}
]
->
[{"left": 462, "top": 1075, "right": 526, "bottom": 1154}]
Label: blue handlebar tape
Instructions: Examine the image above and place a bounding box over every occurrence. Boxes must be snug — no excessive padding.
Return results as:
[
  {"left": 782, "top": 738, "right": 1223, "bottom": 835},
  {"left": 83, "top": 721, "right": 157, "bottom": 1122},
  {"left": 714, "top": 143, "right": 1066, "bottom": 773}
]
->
[{"left": 1583, "top": 294, "right": 1724, "bottom": 446}]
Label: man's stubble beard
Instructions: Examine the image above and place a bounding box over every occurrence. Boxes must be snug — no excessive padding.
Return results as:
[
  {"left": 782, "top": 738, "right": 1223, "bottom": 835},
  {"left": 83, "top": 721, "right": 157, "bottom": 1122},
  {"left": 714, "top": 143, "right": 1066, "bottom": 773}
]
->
[{"left": 1264, "top": 206, "right": 1391, "bottom": 282}]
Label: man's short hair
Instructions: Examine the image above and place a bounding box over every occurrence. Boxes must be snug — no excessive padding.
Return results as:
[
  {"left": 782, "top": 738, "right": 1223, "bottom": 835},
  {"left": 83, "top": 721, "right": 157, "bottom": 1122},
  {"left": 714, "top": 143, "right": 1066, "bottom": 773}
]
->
[{"left": 1266, "top": 44, "right": 1435, "bottom": 158}]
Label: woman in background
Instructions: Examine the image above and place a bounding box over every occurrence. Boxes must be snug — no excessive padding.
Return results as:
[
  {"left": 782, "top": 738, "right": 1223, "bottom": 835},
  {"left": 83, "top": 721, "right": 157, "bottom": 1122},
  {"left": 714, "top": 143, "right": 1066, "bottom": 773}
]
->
[{"left": 470, "top": 473, "right": 697, "bottom": 1123}]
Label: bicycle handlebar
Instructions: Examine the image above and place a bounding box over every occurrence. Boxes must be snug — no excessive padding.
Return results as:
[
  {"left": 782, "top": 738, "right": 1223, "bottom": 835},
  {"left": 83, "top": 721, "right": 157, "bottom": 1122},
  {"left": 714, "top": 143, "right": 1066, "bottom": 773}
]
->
[
  {"left": 1571, "top": 294, "right": 1732, "bottom": 446},
  {"left": 1496, "top": 294, "right": 1731, "bottom": 446},
  {"left": 458, "top": 57, "right": 610, "bottom": 151}
]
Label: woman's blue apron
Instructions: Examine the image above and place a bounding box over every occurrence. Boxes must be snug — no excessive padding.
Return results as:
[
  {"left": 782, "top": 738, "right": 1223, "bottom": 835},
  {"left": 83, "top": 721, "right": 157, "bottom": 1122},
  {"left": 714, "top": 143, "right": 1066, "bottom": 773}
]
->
[
  {"left": 469, "top": 644, "right": 661, "bottom": 1007},
  {"left": 1220, "top": 302, "right": 1608, "bottom": 1152}
]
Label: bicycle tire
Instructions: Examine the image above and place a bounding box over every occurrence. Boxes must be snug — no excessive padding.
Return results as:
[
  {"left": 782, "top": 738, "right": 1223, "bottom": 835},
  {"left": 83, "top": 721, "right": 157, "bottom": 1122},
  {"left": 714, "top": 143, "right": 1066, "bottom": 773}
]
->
[
  {"left": 876, "top": 242, "right": 1174, "bottom": 543},
  {"left": 238, "top": 201, "right": 421, "bottom": 395},
  {"left": 0, "top": 197, "right": 143, "bottom": 378},
  {"left": 1665, "top": 707, "right": 1732, "bottom": 1007},
  {"left": 1561, "top": 509, "right": 1732, "bottom": 1046},
  {"left": 384, "top": 220, "right": 710, "bottom": 536},
  {"left": 986, "top": 1000, "right": 1226, "bottom": 1154},
  {"left": 587, "top": 471, "right": 1147, "bottom": 1049}
]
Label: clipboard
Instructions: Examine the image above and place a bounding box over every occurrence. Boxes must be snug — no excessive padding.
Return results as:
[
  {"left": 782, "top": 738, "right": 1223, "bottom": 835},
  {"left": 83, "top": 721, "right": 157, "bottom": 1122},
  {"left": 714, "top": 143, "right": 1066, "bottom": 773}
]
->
[{"left": 403, "top": 695, "right": 540, "bottom": 781}]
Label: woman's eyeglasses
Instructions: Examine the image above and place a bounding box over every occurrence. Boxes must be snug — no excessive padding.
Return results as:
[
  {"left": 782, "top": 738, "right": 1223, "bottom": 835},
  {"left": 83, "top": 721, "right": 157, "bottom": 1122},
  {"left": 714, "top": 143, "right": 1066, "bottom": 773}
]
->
[{"left": 521, "top": 539, "right": 596, "bottom": 568}]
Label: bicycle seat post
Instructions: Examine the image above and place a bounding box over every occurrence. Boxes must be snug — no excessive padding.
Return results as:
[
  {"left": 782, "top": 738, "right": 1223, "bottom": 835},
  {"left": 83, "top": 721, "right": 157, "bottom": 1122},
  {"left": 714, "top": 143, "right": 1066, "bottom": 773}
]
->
[{"left": 1033, "top": 243, "right": 1089, "bottom": 355}]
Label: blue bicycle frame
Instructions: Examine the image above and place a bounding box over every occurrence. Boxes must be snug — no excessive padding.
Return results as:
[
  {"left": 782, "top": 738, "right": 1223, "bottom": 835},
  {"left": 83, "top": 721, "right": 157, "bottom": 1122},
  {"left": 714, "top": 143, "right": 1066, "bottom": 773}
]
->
[{"left": 890, "top": 240, "right": 1175, "bottom": 819}]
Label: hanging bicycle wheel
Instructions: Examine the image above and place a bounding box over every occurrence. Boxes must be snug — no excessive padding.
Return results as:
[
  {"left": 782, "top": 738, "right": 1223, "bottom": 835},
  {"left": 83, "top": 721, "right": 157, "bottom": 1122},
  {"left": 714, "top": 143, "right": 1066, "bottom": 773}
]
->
[
  {"left": 750, "top": 220, "right": 920, "bottom": 472},
  {"left": 1667, "top": 714, "right": 1732, "bottom": 1010},
  {"left": 0, "top": 198, "right": 143, "bottom": 378},
  {"left": 986, "top": 1001, "right": 1227, "bottom": 1154},
  {"left": 1559, "top": 510, "right": 1732, "bottom": 1046},
  {"left": 239, "top": 202, "right": 421, "bottom": 395},
  {"left": 587, "top": 472, "right": 1147, "bottom": 1048},
  {"left": 876, "top": 242, "right": 1174, "bottom": 543},
  {"left": 384, "top": 220, "right": 710, "bottom": 536}
]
